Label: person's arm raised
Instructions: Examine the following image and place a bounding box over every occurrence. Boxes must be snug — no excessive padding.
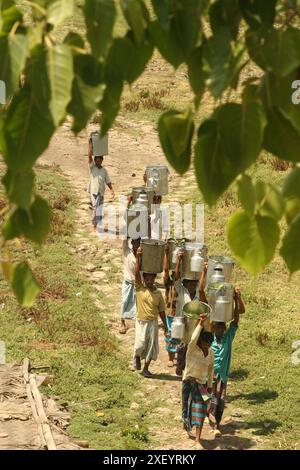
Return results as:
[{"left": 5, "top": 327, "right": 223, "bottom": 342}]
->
[
  {"left": 163, "top": 242, "right": 170, "bottom": 285},
  {"left": 174, "top": 250, "right": 184, "bottom": 281},
  {"left": 135, "top": 247, "right": 143, "bottom": 286},
  {"left": 88, "top": 138, "right": 93, "bottom": 165}
]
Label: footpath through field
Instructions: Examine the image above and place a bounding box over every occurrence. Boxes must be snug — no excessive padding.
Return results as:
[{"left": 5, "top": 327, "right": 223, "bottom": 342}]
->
[{"left": 1, "top": 117, "right": 265, "bottom": 450}]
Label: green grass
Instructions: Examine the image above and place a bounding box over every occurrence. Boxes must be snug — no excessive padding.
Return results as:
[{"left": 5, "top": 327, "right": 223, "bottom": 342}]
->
[
  {"left": 0, "top": 166, "right": 148, "bottom": 450},
  {"left": 172, "top": 158, "right": 300, "bottom": 450}
]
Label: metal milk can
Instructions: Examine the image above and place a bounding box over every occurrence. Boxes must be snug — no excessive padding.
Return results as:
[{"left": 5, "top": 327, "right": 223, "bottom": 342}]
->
[
  {"left": 171, "top": 317, "right": 185, "bottom": 340},
  {"left": 140, "top": 239, "right": 165, "bottom": 273},
  {"left": 146, "top": 165, "right": 169, "bottom": 196}
]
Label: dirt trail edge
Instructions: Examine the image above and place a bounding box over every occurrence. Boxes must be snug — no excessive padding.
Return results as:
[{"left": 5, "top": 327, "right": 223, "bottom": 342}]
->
[{"left": 38, "top": 118, "right": 265, "bottom": 450}]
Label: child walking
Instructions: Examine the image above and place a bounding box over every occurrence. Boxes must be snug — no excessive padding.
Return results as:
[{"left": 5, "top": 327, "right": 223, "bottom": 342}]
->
[
  {"left": 88, "top": 137, "right": 114, "bottom": 230},
  {"left": 163, "top": 243, "right": 180, "bottom": 368},
  {"left": 119, "top": 238, "right": 141, "bottom": 334},
  {"left": 209, "top": 287, "right": 245, "bottom": 436},
  {"left": 133, "top": 246, "right": 167, "bottom": 377},
  {"left": 182, "top": 317, "right": 214, "bottom": 450},
  {"left": 174, "top": 251, "right": 208, "bottom": 376}
]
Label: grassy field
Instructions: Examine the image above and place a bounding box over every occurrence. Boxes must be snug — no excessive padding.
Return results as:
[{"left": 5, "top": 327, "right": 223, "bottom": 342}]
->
[{"left": 0, "top": 165, "right": 150, "bottom": 450}]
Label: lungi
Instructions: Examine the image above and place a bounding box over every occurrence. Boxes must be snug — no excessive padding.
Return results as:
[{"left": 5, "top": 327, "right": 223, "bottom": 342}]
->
[
  {"left": 182, "top": 380, "right": 208, "bottom": 431},
  {"left": 134, "top": 319, "right": 159, "bottom": 363},
  {"left": 120, "top": 280, "right": 136, "bottom": 320}
]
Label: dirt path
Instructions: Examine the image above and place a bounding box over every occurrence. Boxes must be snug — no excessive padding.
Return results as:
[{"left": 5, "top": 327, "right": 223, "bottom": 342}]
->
[{"left": 39, "top": 118, "right": 265, "bottom": 450}]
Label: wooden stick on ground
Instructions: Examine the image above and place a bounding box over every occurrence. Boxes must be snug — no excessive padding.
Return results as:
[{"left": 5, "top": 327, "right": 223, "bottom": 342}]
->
[
  {"left": 23, "top": 358, "right": 56, "bottom": 450},
  {"left": 23, "top": 358, "right": 47, "bottom": 449},
  {"left": 29, "top": 375, "right": 56, "bottom": 450}
]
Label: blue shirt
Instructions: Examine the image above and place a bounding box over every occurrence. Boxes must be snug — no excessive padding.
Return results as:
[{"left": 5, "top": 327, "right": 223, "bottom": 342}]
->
[{"left": 211, "top": 323, "right": 238, "bottom": 383}]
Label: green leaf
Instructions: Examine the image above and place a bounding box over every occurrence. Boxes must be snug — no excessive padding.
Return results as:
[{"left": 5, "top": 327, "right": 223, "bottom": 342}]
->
[
  {"left": 2, "top": 168, "right": 35, "bottom": 209},
  {"left": 237, "top": 174, "right": 255, "bottom": 214},
  {"left": 11, "top": 262, "right": 41, "bottom": 307},
  {"left": 240, "top": 0, "right": 276, "bottom": 30},
  {"left": 1, "top": 86, "right": 55, "bottom": 171},
  {"left": 68, "top": 77, "right": 104, "bottom": 134},
  {"left": 195, "top": 88, "right": 265, "bottom": 205},
  {"left": 0, "top": 4, "right": 22, "bottom": 34},
  {"left": 105, "top": 37, "right": 135, "bottom": 84},
  {"left": 68, "top": 53, "right": 104, "bottom": 132},
  {"left": 227, "top": 210, "right": 280, "bottom": 274},
  {"left": 2, "top": 211, "right": 20, "bottom": 240},
  {"left": 169, "top": 0, "right": 202, "bottom": 58},
  {"left": 149, "top": 19, "right": 184, "bottom": 68},
  {"left": 260, "top": 70, "right": 300, "bottom": 132},
  {"left": 63, "top": 32, "right": 85, "bottom": 49},
  {"left": 0, "top": 33, "right": 28, "bottom": 97},
  {"left": 280, "top": 214, "right": 300, "bottom": 274},
  {"left": 246, "top": 29, "right": 267, "bottom": 71},
  {"left": 99, "top": 81, "right": 123, "bottom": 135},
  {"left": 15, "top": 195, "right": 51, "bottom": 244},
  {"left": 125, "top": 32, "right": 153, "bottom": 84},
  {"left": 209, "top": 0, "right": 241, "bottom": 40},
  {"left": 202, "top": 28, "right": 232, "bottom": 98},
  {"left": 263, "top": 107, "right": 300, "bottom": 163},
  {"left": 285, "top": 198, "right": 300, "bottom": 225},
  {"left": 121, "top": 0, "right": 147, "bottom": 46},
  {"left": 187, "top": 46, "right": 205, "bottom": 108},
  {"left": 149, "top": 0, "right": 202, "bottom": 68},
  {"left": 47, "top": 44, "right": 74, "bottom": 126},
  {"left": 255, "top": 181, "right": 285, "bottom": 221},
  {"left": 27, "top": 23, "right": 44, "bottom": 51},
  {"left": 46, "top": 0, "right": 75, "bottom": 27},
  {"left": 158, "top": 109, "right": 194, "bottom": 175},
  {"left": 282, "top": 168, "right": 300, "bottom": 225},
  {"left": 30, "top": 44, "right": 73, "bottom": 126},
  {"left": 0, "top": 0, "right": 15, "bottom": 14},
  {"left": 260, "top": 27, "right": 300, "bottom": 78},
  {"left": 282, "top": 167, "right": 300, "bottom": 199},
  {"left": 84, "top": 0, "right": 116, "bottom": 58},
  {"left": 73, "top": 53, "right": 104, "bottom": 87},
  {"left": 151, "top": 0, "right": 170, "bottom": 30}
]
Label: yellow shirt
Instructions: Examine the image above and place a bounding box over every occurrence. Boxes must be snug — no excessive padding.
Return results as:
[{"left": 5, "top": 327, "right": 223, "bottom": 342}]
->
[
  {"left": 183, "top": 324, "right": 214, "bottom": 388},
  {"left": 135, "top": 284, "right": 165, "bottom": 321}
]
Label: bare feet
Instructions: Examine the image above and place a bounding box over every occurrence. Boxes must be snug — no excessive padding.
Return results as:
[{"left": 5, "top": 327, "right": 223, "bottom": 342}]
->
[
  {"left": 214, "top": 429, "right": 221, "bottom": 437},
  {"left": 183, "top": 423, "right": 193, "bottom": 439},
  {"left": 167, "top": 360, "right": 174, "bottom": 367},
  {"left": 133, "top": 356, "right": 141, "bottom": 371},
  {"left": 142, "top": 369, "right": 153, "bottom": 378},
  {"left": 119, "top": 324, "right": 127, "bottom": 334}
]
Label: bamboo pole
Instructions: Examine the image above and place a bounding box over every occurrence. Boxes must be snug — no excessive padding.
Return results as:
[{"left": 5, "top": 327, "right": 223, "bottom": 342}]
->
[
  {"left": 23, "top": 358, "right": 47, "bottom": 449},
  {"left": 23, "top": 358, "right": 56, "bottom": 450},
  {"left": 29, "top": 375, "right": 56, "bottom": 450}
]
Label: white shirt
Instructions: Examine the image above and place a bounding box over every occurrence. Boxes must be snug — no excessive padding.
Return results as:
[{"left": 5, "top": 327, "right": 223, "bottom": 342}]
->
[
  {"left": 183, "top": 324, "right": 214, "bottom": 387},
  {"left": 174, "top": 279, "right": 200, "bottom": 317},
  {"left": 89, "top": 163, "right": 111, "bottom": 196},
  {"left": 122, "top": 239, "right": 136, "bottom": 283}
]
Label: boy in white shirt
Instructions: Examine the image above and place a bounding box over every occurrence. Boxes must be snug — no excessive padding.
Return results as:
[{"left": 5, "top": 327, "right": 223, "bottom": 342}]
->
[
  {"left": 88, "top": 138, "right": 115, "bottom": 230},
  {"left": 119, "top": 237, "right": 141, "bottom": 334}
]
